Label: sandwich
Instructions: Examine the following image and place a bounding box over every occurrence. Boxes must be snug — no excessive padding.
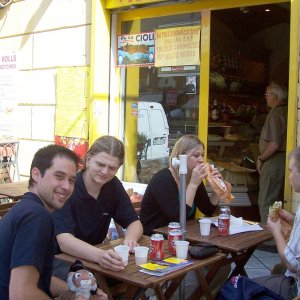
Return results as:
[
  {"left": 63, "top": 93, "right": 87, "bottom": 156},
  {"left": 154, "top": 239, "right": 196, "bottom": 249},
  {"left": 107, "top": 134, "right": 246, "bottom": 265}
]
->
[
  {"left": 205, "top": 163, "right": 235, "bottom": 203},
  {"left": 269, "top": 201, "right": 292, "bottom": 240}
]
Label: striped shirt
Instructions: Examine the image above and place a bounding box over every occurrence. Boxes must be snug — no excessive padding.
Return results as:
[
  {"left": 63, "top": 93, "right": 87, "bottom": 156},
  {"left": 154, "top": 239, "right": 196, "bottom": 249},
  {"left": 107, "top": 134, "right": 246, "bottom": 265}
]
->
[{"left": 285, "top": 206, "right": 300, "bottom": 295}]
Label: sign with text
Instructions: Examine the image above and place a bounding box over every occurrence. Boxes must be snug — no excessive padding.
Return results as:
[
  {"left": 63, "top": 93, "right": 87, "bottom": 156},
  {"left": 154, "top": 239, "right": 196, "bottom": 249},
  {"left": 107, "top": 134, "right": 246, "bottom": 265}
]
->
[
  {"left": 0, "top": 52, "right": 18, "bottom": 138},
  {"left": 155, "top": 26, "right": 201, "bottom": 67},
  {"left": 117, "top": 31, "right": 155, "bottom": 66}
]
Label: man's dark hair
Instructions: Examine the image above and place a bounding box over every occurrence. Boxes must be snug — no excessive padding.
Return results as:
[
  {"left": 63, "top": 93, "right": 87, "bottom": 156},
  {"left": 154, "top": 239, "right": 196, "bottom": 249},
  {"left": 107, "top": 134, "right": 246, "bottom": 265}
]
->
[{"left": 28, "top": 145, "right": 79, "bottom": 188}]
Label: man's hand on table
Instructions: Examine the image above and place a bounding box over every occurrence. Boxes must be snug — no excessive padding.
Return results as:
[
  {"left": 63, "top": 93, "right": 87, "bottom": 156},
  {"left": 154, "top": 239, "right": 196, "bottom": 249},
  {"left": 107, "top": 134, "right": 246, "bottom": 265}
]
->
[
  {"left": 123, "top": 238, "right": 139, "bottom": 253},
  {"left": 97, "top": 249, "right": 125, "bottom": 271}
]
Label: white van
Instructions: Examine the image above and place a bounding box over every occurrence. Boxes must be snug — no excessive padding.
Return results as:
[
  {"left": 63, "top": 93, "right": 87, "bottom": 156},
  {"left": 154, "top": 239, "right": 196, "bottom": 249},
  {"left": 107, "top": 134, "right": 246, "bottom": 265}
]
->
[{"left": 138, "top": 101, "right": 169, "bottom": 159}]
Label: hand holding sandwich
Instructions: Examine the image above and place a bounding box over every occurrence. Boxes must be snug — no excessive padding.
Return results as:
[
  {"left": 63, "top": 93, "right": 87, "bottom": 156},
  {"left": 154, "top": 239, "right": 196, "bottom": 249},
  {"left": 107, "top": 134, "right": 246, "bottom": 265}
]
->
[
  {"left": 278, "top": 210, "right": 294, "bottom": 226},
  {"left": 268, "top": 201, "right": 292, "bottom": 240},
  {"left": 205, "top": 163, "right": 235, "bottom": 203}
]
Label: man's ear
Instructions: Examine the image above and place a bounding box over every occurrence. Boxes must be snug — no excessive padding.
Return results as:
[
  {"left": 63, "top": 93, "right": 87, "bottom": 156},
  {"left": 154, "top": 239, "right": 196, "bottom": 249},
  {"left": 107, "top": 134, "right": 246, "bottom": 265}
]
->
[
  {"left": 85, "top": 155, "right": 91, "bottom": 167},
  {"left": 31, "top": 167, "right": 41, "bottom": 182}
]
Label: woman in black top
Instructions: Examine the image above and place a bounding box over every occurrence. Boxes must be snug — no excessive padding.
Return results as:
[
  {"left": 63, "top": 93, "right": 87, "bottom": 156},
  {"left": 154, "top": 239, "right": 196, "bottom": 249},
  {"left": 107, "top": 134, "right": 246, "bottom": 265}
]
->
[{"left": 140, "top": 134, "right": 222, "bottom": 235}]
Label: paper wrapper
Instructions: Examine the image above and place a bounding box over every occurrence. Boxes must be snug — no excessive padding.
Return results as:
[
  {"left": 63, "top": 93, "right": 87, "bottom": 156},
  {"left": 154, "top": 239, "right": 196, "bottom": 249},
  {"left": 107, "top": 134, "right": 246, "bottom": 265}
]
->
[
  {"left": 206, "top": 163, "right": 235, "bottom": 203},
  {"left": 268, "top": 201, "right": 292, "bottom": 240}
]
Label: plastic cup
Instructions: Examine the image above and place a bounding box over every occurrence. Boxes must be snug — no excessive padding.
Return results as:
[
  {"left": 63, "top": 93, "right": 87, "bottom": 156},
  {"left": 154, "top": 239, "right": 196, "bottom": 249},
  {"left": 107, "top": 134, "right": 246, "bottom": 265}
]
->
[
  {"left": 134, "top": 246, "right": 149, "bottom": 265},
  {"left": 114, "top": 245, "right": 130, "bottom": 266},
  {"left": 175, "top": 240, "right": 189, "bottom": 259},
  {"left": 199, "top": 218, "right": 212, "bottom": 236}
]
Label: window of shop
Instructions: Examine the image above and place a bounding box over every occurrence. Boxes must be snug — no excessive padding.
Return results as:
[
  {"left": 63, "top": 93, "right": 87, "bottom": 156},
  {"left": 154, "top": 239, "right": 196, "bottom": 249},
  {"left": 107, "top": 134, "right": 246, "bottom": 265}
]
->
[{"left": 119, "top": 13, "right": 201, "bottom": 184}]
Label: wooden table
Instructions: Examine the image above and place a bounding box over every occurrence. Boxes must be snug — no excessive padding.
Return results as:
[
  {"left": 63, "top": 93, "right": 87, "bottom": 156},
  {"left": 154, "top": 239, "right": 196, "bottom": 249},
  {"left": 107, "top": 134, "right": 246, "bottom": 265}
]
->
[
  {"left": 0, "top": 180, "right": 28, "bottom": 200},
  {"left": 56, "top": 235, "right": 226, "bottom": 300},
  {"left": 154, "top": 219, "right": 273, "bottom": 279}
]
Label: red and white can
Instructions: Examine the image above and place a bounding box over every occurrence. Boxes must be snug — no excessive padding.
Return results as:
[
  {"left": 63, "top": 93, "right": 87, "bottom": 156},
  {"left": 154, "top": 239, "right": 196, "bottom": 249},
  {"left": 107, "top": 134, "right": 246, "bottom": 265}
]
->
[
  {"left": 150, "top": 233, "right": 165, "bottom": 260},
  {"left": 218, "top": 205, "right": 231, "bottom": 236},
  {"left": 168, "top": 229, "right": 182, "bottom": 254},
  {"left": 168, "top": 222, "right": 181, "bottom": 233}
]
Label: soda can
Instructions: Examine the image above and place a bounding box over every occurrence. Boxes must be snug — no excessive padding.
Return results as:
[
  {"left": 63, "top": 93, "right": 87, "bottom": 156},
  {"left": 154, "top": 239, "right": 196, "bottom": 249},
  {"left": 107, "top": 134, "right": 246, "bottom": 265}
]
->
[
  {"left": 218, "top": 214, "right": 230, "bottom": 236},
  {"left": 168, "top": 229, "right": 182, "bottom": 254},
  {"left": 168, "top": 222, "right": 181, "bottom": 233},
  {"left": 150, "top": 233, "right": 165, "bottom": 260}
]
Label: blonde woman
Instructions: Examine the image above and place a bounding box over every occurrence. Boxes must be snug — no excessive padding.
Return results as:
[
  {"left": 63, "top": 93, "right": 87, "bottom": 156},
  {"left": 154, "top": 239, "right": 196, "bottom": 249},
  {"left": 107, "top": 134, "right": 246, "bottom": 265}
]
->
[{"left": 140, "top": 134, "right": 221, "bottom": 235}]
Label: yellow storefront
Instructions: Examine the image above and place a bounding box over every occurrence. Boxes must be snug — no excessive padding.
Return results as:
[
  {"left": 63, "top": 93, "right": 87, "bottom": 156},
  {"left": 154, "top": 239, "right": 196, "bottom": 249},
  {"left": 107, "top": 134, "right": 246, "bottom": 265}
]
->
[{"left": 90, "top": 0, "right": 299, "bottom": 215}]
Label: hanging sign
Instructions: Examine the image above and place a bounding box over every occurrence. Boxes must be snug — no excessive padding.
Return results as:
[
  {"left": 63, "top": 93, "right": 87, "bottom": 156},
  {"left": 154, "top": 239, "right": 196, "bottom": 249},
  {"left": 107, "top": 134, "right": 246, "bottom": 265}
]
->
[
  {"left": 117, "top": 31, "right": 155, "bottom": 67},
  {"left": 106, "top": 0, "right": 165, "bottom": 9},
  {"left": 155, "top": 26, "right": 201, "bottom": 67}
]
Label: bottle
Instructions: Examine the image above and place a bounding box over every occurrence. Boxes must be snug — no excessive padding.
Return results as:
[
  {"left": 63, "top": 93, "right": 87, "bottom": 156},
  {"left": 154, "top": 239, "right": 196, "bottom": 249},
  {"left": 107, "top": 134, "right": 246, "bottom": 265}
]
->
[
  {"left": 211, "top": 99, "right": 220, "bottom": 121},
  {"left": 107, "top": 219, "right": 119, "bottom": 240},
  {"left": 218, "top": 206, "right": 231, "bottom": 236}
]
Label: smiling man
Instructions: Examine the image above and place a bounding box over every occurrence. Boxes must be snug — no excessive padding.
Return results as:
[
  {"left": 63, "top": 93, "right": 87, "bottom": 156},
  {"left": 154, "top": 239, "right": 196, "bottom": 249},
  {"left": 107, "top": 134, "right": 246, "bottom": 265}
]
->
[
  {"left": 0, "top": 145, "right": 79, "bottom": 299},
  {"left": 52, "top": 135, "right": 143, "bottom": 280}
]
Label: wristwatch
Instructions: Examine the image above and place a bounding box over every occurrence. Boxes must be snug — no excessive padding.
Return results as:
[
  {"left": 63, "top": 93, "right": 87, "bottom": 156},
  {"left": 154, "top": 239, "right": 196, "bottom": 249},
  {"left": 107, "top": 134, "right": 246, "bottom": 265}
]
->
[{"left": 258, "top": 156, "right": 264, "bottom": 162}]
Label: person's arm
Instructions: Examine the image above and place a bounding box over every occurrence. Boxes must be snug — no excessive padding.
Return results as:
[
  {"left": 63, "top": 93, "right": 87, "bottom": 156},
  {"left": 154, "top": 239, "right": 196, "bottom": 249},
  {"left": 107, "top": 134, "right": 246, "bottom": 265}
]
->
[
  {"left": 9, "top": 265, "right": 51, "bottom": 300},
  {"left": 57, "top": 233, "right": 124, "bottom": 271},
  {"left": 123, "top": 220, "right": 143, "bottom": 251},
  {"left": 187, "top": 162, "right": 208, "bottom": 207},
  {"left": 50, "top": 276, "right": 68, "bottom": 298},
  {"left": 257, "top": 142, "right": 280, "bottom": 173},
  {"left": 267, "top": 217, "right": 295, "bottom": 272}
]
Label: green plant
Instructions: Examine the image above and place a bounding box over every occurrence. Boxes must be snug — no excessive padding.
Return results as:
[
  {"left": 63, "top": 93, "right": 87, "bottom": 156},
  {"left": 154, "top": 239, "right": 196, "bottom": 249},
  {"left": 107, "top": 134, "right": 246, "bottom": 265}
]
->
[{"left": 137, "top": 132, "right": 148, "bottom": 151}]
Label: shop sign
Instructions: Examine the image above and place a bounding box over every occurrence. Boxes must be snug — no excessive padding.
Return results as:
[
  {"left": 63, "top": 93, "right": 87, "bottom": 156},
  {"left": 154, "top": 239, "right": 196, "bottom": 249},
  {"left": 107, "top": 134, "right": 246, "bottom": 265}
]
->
[
  {"left": 0, "top": 52, "right": 18, "bottom": 138},
  {"left": 117, "top": 32, "right": 155, "bottom": 67},
  {"left": 155, "top": 25, "right": 200, "bottom": 67},
  {"left": 106, "top": 0, "right": 165, "bottom": 9}
]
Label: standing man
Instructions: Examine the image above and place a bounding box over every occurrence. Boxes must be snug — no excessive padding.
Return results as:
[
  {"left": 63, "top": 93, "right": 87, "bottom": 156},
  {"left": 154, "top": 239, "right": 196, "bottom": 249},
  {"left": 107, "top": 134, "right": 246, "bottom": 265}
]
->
[
  {"left": 0, "top": 145, "right": 106, "bottom": 299},
  {"left": 253, "top": 146, "right": 300, "bottom": 299},
  {"left": 256, "top": 82, "right": 288, "bottom": 223}
]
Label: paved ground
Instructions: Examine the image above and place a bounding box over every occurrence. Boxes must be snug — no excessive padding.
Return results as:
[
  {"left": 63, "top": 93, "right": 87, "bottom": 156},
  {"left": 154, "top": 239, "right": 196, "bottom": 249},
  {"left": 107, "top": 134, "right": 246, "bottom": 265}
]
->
[{"left": 245, "top": 248, "right": 281, "bottom": 278}]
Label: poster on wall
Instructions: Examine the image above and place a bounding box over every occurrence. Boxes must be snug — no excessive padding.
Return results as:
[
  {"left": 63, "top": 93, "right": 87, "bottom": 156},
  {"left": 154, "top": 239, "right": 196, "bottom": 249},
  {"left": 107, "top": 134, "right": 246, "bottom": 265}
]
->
[
  {"left": 55, "top": 136, "right": 88, "bottom": 160},
  {"left": 0, "top": 52, "right": 18, "bottom": 139},
  {"left": 155, "top": 25, "right": 201, "bottom": 67},
  {"left": 55, "top": 67, "right": 89, "bottom": 139},
  {"left": 117, "top": 31, "right": 155, "bottom": 66}
]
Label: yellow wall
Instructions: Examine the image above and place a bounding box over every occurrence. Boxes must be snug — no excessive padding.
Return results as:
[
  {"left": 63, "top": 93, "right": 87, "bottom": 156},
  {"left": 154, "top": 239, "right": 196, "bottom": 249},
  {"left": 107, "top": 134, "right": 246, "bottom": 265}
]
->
[{"left": 89, "top": 0, "right": 111, "bottom": 144}]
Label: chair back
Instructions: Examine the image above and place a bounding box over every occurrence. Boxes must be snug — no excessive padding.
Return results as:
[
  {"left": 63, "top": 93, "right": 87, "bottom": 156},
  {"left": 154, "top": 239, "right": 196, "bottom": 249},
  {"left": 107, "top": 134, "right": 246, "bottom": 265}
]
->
[{"left": 0, "top": 167, "right": 11, "bottom": 183}]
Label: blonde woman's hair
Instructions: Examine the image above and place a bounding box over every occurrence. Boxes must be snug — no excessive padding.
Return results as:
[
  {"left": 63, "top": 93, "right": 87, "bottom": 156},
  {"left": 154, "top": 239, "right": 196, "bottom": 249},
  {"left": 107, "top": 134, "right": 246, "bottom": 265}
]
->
[
  {"left": 84, "top": 135, "right": 124, "bottom": 166},
  {"left": 169, "top": 135, "right": 204, "bottom": 170}
]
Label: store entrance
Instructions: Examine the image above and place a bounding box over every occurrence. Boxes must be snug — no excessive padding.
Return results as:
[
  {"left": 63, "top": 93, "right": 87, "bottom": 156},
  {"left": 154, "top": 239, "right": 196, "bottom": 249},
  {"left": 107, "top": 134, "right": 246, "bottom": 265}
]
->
[
  {"left": 118, "top": 2, "right": 291, "bottom": 221},
  {"left": 208, "top": 3, "right": 290, "bottom": 218}
]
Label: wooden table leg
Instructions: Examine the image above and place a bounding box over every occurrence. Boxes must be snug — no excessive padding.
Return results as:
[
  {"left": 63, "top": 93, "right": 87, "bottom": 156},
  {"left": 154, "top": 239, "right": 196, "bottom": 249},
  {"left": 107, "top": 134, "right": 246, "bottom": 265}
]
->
[
  {"left": 164, "top": 275, "right": 185, "bottom": 299},
  {"left": 94, "top": 273, "right": 113, "bottom": 300},
  {"left": 189, "top": 258, "right": 227, "bottom": 300},
  {"left": 230, "top": 247, "right": 255, "bottom": 278},
  {"left": 154, "top": 284, "right": 167, "bottom": 300}
]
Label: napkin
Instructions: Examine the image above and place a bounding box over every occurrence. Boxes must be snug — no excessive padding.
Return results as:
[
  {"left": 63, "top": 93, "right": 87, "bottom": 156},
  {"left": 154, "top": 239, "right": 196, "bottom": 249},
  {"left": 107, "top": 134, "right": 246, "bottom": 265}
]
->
[{"left": 209, "top": 215, "right": 263, "bottom": 235}]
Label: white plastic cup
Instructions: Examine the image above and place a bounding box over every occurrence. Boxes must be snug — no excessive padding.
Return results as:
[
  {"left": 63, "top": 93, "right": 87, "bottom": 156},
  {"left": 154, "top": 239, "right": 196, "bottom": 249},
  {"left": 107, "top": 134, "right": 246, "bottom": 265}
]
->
[
  {"left": 114, "top": 245, "right": 130, "bottom": 266},
  {"left": 199, "top": 218, "right": 212, "bottom": 236},
  {"left": 175, "top": 240, "right": 189, "bottom": 259},
  {"left": 134, "top": 246, "right": 149, "bottom": 265}
]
